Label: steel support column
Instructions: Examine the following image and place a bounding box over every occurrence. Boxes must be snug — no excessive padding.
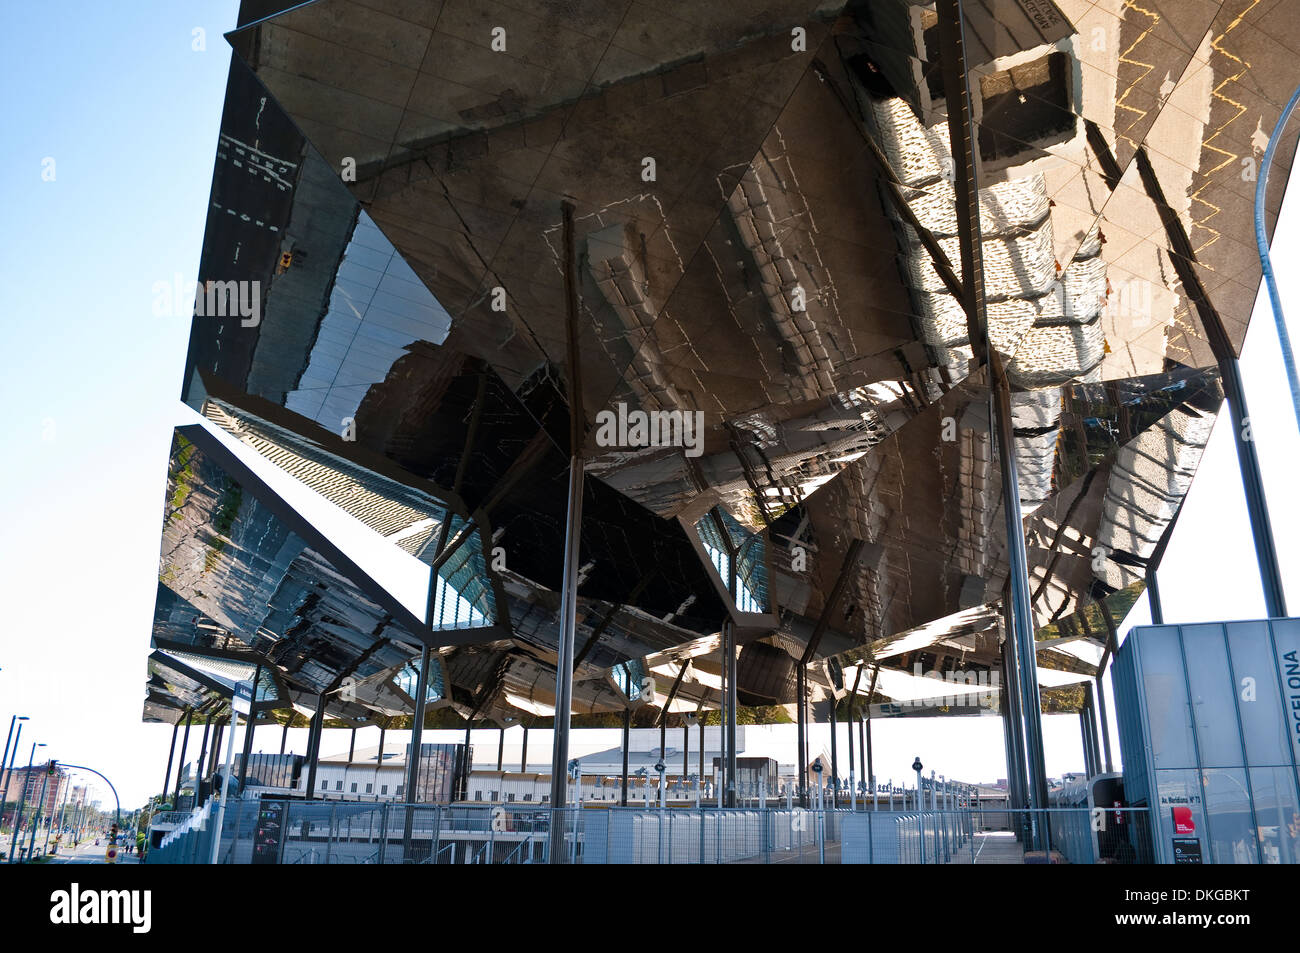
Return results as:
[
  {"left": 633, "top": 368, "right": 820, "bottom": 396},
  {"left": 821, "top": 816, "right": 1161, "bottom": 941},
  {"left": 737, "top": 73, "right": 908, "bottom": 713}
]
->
[
  {"left": 404, "top": 644, "right": 432, "bottom": 806},
  {"left": 175, "top": 709, "right": 193, "bottom": 800},
  {"left": 1146, "top": 569, "right": 1164, "bottom": 624},
  {"left": 549, "top": 201, "right": 586, "bottom": 862},
  {"left": 1095, "top": 672, "right": 1114, "bottom": 773},
  {"left": 682, "top": 724, "right": 689, "bottom": 785},
  {"left": 994, "top": 373, "right": 1051, "bottom": 833},
  {"left": 724, "top": 622, "right": 738, "bottom": 808},
  {"left": 936, "top": 0, "right": 1048, "bottom": 840},
  {"left": 846, "top": 666, "right": 861, "bottom": 786},
  {"left": 828, "top": 698, "right": 839, "bottom": 803},
  {"left": 796, "top": 664, "right": 807, "bottom": 808},
  {"left": 208, "top": 721, "right": 224, "bottom": 784},
  {"left": 161, "top": 716, "right": 180, "bottom": 804},
  {"left": 1133, "top": 146, "right": 1287, "bottom": 618},
  {"left": 304, "top": 693, "right": 326, "bottom": 800},
  {"left": 698, "top": 720, "right": 704, "bottom": 795},
  {"left": 865, "top": 663, "right": 879, "bottom": 803},
  {"left": 238, "top": 709, "right": 257, "bottom": 790},
  {"left": 193, "top": 714, "right": 211, "bottom": 801},
  {"left": 999, "top": 628, "right": 1028, "bottom": 815},
  {"left": 620, "top": 708, "right": 630, "bottom": 807}
]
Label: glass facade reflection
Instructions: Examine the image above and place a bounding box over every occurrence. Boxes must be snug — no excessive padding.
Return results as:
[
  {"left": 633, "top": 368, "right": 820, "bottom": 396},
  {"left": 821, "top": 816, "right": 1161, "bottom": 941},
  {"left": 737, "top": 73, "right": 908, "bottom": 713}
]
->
[{"left": 1114, "top": 621, "right": 1300, "bottom": 863}]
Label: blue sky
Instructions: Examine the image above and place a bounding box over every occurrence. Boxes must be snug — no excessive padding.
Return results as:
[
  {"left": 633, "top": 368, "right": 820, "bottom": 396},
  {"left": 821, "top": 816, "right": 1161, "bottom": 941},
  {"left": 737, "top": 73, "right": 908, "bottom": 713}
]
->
[{"left": 0, "top": 2, "right": 1297, "bottom": 809}]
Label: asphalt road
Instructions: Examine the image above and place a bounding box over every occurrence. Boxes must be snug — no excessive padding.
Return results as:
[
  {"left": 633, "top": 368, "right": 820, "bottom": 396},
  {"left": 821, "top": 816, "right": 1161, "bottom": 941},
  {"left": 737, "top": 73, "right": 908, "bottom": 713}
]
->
[{"left": 44, "top": 839, "right": 141, "bottom": 865}]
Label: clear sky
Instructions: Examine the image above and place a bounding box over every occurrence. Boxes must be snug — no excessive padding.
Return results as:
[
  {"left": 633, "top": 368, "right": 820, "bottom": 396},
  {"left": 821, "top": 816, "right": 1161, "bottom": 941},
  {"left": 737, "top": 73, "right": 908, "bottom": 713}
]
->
[{"left": 1, "top": 2, "right": 1298, "bottom": 810}]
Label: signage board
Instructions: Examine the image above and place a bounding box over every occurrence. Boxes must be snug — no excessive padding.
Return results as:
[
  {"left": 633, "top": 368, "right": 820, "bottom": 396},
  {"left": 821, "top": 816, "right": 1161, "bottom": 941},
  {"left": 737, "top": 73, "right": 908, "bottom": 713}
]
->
[{"left": 251, "top": 801, "right": 287, "bottom": 864}]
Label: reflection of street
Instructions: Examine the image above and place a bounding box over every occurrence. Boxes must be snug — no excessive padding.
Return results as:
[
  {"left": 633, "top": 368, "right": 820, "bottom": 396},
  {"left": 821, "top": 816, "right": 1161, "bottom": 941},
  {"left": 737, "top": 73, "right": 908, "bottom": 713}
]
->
[{"left": 46, "top": 839, "right": 141, "bottom": 865}]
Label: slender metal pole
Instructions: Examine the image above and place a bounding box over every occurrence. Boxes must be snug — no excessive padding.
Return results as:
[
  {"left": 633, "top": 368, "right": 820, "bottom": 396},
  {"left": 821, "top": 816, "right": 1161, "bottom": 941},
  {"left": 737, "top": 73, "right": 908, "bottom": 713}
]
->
[
  {"left": 719, "top": 632, "right": 728, "bottom": 805},
  {"left": 193, "top": 715, "right": 212, "bottom": 801},
  {"left": 864, "top": 664, "right": 879, "bottom": 808},
  {"left": 26, "top": 764, "right": 49, "bottom": 861},
  {"left": 279, "top": 716, "right": 289, "bottom": 756},
  {"left": 1220, "top": 356, "right": 1288, "bottom": 617},
  {"left": 209, "top": 702, "right": 238, "bottom": 864},
  {"left": 549, "top": 201, "right": 586, "bottom": 864},
  {"left": 404, "top": 646, "right": 431, "bottom": 803},
  {"left": 1000, "top": 619, "right": 1028, "bottom": 814},
  {"left": 304, "top": 695, "right": 325, "bottom": 798},
  {"left": 796, "top": 664, "right": 807, "bottom": 808},
  {"left": 620, "top": 708, "right": 630, "bottom": 807},
  {"left": 725, "top": 622, "right": 737, "bottom": 808},
  {"left": 993, "top": 370, "right": 1050, "bottom": 837},
  {"left": 682, "top": 724, "right": 689, "bottom": 786},
  {"left": 0, "top": 718, "right": 14, "bottom": 808},
  {"left": 10, "top": 743, "right": 39, "bottom": 862},
  {"left": 1095, "top": 673, "right": 1114, "bottom": 773},
  {"left": 858, "top": 714, "right": 866, "bottom": 804},
  {"left": 1146, "top": 568, "right": 1164, "bottom": 624},
  {"left": 160, "top": 717, "right": 180, "bottom": 804},
  {"left": 865, "top": 709, "right": 874, "bottom": 809},
  {"left": 829, "top": 697, "right": 839, "bottom": 804},
  {"left": 173, "top": 710, "right": 192, "bottom": 801},
  {"left": 0, "top": 719, "right": 22, "bottom": 827},
  {"left": 401, "top": 647, "right": 431, "bottom": 858},
  {"left": 1133, "top": 146, "right": 1287, "bottom": 617},
  {"left": 208, "top": 721, "right": 224, "bottom": 784},
  {"left": 520, "top": 725, "right": 528, "bottom": 773},
  {"left": 238, "top": 707, "right": 258, "bottom": 790},
  {"left": 698, "top": 720, "right": 704, "bottom": 797},
  {"left": 1254, "top": 83, "right": 1300, "bottom": 437}
]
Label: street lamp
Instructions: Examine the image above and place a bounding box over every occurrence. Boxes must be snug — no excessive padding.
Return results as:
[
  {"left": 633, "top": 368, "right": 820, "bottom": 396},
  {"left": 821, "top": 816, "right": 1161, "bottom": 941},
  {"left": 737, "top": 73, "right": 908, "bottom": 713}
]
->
[
  {"left": 0, "top": 716, "right": 28, "bottom": 827},
  {"left": 8, "top": 742, "right": 45, "bottom": 863}
]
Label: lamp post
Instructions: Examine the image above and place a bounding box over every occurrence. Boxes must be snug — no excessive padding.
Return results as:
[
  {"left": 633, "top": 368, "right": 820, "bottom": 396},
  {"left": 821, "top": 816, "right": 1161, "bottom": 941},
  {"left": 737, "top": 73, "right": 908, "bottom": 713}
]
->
[
  {"left": 0, "top": 716, "right": 28, "bottom": 832},
  {"left": 1, "top": 716, "right": 18, "bottom": 799},
  {"left": 27, "top": 760, "right": 53, "bottom": 861},
  {"left": 9, "top": 742, "right": 45, "bottom": 863}
]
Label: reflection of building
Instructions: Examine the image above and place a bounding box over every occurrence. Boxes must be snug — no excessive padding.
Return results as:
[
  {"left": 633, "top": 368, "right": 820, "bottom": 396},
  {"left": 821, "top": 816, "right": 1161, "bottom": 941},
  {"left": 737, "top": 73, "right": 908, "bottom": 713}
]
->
[
  {"left": 304, "top": 743, "right": 468, "bottom": 804},
  {"left": 7, "top": 765, "right": 67, "bottom": 821}
]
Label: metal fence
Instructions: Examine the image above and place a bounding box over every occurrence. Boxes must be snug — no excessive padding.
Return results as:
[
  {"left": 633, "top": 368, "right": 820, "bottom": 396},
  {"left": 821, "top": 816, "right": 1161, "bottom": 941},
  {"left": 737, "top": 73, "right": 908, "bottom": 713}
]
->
[{"left": 147, "top": 799, "right": 1150, "bottom": 864}]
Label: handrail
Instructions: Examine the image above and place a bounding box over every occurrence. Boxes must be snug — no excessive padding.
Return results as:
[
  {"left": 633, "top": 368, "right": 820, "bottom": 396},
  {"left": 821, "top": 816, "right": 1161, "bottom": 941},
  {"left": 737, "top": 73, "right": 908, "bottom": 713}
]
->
[
  {"left": 503, "top": 835, "right": 533, "bottom": 864},
  {"left": 420, "top": 841, "right": 455, "bottom": 865}
]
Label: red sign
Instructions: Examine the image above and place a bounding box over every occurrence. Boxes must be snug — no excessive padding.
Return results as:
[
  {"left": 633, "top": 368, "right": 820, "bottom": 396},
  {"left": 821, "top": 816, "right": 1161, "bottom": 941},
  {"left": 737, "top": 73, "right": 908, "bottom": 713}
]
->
[{"left": 1172, "top": 806, "right": 1195, "bottom": 834}]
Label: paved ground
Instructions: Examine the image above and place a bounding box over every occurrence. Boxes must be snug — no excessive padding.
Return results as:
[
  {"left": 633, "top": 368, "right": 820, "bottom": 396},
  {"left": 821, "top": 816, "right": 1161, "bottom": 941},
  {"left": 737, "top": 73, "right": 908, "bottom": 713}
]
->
[
  {"left": 44, "top": 839, "right": 141, "bottom": 865},
  {"left": 962, "top": 831, "right": 1025, "bottom": 864}
]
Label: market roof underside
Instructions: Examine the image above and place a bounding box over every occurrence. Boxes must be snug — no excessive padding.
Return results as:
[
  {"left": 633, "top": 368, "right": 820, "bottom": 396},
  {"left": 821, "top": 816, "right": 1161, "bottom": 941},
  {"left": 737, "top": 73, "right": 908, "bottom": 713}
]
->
[{"left": 146, "top": 0, "right": 1294, "bottom": 727}]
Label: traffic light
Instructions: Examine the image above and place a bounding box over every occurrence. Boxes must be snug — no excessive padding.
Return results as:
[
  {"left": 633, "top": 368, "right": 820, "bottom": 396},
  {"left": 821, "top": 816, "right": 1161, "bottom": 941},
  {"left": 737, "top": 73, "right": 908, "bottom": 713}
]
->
[{"left": 47, "top": 760, "right": 57, "bottom": 776}]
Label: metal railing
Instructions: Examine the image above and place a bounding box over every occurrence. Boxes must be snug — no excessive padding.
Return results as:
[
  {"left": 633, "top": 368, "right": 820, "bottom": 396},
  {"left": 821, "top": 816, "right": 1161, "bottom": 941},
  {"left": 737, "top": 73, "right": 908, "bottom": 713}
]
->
[{"left": 145, "top": 798, "right": 1152, "bottom": 864}]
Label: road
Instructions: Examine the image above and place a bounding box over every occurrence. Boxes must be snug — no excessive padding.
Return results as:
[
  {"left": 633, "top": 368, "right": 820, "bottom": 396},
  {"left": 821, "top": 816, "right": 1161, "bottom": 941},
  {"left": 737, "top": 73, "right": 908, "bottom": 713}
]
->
[{"left": 44, "top": 839, "right": 141, "bottom": 865}]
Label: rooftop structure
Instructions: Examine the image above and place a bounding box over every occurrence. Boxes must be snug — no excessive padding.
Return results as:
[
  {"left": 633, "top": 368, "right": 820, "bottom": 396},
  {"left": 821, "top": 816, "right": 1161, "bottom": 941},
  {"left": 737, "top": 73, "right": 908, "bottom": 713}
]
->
[{"left": 144, "top": 0, "right": 1300, "bottom": 844}]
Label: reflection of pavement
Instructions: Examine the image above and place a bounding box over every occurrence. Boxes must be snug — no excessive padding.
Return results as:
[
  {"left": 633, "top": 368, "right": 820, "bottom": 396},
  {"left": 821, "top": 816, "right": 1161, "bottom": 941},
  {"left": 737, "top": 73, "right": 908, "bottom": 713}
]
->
[
  {"left": 961, "top": 831, "right": 1025, "bottom": 865},
  {"left": 46, "top": 840, "right": 141, "bottom": 865}
]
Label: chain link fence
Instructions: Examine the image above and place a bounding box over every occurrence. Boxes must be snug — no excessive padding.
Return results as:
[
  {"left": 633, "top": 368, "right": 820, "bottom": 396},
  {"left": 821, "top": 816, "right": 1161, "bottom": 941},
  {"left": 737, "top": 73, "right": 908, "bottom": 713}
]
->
[{"left": 147, "top": 799, "right": 1150, "bottom": 864}]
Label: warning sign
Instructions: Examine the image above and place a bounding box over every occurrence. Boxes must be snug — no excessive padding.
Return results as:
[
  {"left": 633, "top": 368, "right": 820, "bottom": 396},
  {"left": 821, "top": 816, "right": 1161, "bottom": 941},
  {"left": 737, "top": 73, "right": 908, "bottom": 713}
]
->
[{"left": 105, "top": 845, "right": 119, "bottom": 864}]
